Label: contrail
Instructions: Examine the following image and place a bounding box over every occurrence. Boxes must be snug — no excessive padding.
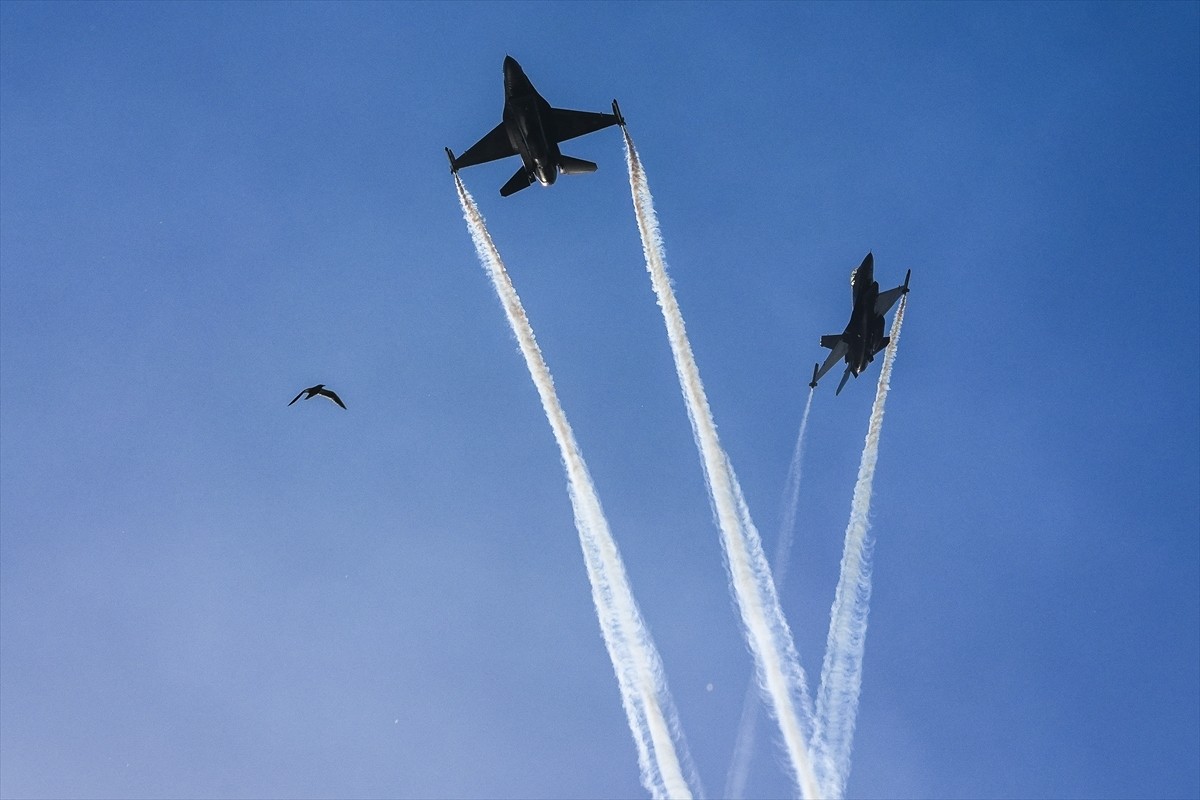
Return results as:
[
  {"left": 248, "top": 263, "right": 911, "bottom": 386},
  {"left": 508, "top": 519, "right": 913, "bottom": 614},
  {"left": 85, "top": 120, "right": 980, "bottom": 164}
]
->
[
  {"left": 725, "top": 390, "right": 815, "bottom": 799},
  {"left": 621, "top": 129, "right": 821, "bottom": 800},
  {"left": 453, "top": 174, "right": 696, "bottom": 800},
  {"left": 812, "top": 297, "right": 908, "bottom": 799}
]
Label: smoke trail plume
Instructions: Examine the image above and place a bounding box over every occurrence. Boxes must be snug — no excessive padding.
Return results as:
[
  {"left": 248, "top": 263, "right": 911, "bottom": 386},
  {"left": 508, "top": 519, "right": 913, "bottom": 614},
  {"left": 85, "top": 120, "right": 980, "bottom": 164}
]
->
[
  {"left": 621, "top": 129, "right": 821, "bottom": 800},
  {"left": 812, "top": 297, "right": 908, "bottom": 799},
  {"left": 725, "top": 390, "right": 815, "bottom": 799},
  {"left": 454, "top": 175, "right": 696, "bottom": 799}
]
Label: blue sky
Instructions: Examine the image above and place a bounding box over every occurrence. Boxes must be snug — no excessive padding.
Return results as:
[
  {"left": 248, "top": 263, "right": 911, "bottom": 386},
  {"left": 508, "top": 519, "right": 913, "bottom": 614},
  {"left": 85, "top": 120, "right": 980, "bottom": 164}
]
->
[{"left": 2, "top": 2, "right": 1197, "bottom": 798}]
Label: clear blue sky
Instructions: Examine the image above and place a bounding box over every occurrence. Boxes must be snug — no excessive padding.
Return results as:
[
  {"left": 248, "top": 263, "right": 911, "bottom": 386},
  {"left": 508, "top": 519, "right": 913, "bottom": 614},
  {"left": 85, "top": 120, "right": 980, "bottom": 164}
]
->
[{"left": 2, "top": 2, "right": 1197, "bottom": 798}]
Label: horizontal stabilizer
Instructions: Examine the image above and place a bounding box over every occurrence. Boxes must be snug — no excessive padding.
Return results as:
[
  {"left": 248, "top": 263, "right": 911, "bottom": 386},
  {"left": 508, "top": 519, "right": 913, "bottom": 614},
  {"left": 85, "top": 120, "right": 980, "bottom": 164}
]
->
[
  {"left": 500, "top": 167, "right": 534, "bottom": 197},
  {"left": 558, "top": 155, "right": 597, "bottom": 175},
  {"left": 835, "top": 366, "right": 854, "bottom": 396},
  {"left": 820, "top": 334, "right": 843, "bottom": 350},
  {"left": 871, "top": 335, "right": 890, "bottom": 356}
]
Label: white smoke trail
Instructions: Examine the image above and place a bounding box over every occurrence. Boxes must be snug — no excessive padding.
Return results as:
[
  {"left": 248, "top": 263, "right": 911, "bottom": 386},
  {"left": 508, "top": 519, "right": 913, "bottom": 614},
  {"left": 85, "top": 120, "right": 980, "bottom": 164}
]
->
[
  {"left": 454, "top": 175, "right": 696, "bottom": 800},
  {"left": 621, "top": 130, "right": 821, "bottom": 800},
  {"left": 812, "top": 297, "right": 908, "bottom": 799},
  {"left": 769, "top": 391, "right": 816, "bottom": 594},
  {"left": 725, "top": 390, "right": 815, "bottom": 799}
]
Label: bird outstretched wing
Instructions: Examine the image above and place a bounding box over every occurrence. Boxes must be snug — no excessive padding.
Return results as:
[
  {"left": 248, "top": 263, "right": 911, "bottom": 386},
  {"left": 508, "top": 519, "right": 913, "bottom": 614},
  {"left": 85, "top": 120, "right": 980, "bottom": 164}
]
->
[
  {"left": 317, "top": 387, "right": 346, "bottom": 409},
  {"left": 287, "top": 390, "right": 307, "bottom": 406}
]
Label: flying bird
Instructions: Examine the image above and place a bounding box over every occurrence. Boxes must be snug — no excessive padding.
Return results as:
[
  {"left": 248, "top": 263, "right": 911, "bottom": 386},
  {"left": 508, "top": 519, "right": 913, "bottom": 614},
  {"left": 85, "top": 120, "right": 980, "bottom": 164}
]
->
[{"left": 288, "top": 384, "right": 346, "bottom": 409}]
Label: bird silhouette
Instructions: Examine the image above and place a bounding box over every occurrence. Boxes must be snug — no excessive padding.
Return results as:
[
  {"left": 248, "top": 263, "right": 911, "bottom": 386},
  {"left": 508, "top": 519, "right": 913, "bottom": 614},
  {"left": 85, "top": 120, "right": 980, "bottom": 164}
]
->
[{"left": 288, "top": 384, "right": 346, "bottom": 409}]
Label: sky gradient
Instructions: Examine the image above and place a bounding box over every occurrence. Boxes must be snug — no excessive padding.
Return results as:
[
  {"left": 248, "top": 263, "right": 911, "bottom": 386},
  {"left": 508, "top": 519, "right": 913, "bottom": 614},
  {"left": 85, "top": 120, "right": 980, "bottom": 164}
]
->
[{"left": 2, "top": 3, "right": 1198, "bottom": 798}]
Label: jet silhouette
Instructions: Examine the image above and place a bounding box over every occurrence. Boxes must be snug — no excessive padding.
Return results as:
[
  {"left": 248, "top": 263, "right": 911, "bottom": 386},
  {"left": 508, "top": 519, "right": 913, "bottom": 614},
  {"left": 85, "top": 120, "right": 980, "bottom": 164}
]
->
[
  {"left": 446, "top": 56, "right": 624, "bottom": 196},
  {"left": 288, "top": 384, "right": 346, "bottom": 409},
  {"left": 810, "top": 253, "right": 910, "bottom": 395}
]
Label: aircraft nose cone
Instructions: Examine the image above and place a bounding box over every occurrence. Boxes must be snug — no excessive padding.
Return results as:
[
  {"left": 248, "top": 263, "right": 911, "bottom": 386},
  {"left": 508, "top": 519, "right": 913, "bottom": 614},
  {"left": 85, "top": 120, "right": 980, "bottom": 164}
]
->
[{"left": 502, "top": 56, "right": 528, "bottom": 94}]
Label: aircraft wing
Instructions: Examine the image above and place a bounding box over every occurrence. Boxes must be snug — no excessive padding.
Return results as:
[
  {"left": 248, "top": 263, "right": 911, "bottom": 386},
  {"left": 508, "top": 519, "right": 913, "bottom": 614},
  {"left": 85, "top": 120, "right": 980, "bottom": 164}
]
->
[
  {"left": 874, "top": 270, "right": 911, "bottom": 316},
  {"left": 454, "top": 122, "right": 518, "bottom": 169},
  {"left": 548, "top": 107, "right": 620, "bottom": 144},
  {"left": 874, "top": 286, "right": 905, "bottom": 316},
  {"left": 813, "top": 339, "right": 848, "bottom": 386}
]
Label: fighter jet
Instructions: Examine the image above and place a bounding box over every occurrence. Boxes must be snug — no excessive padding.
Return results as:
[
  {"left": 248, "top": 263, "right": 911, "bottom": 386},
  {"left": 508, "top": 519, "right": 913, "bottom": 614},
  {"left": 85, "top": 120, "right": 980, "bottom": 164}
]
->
[
  {"left": 288, "top": 384, "right": 346, "bottom": 409},
  {"left": 446, "top": 56, "right": 625, "bottom": 196},
  {"left": 810, "top": 253, "right": 910, "bottom": 395}
]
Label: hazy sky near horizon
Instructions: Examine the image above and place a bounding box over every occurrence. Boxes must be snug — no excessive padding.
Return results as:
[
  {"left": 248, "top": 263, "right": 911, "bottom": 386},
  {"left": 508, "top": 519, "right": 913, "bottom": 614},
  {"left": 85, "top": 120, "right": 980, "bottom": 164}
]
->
[{"left": 2, "top": 3, "right": 1197, "bottom": 798}]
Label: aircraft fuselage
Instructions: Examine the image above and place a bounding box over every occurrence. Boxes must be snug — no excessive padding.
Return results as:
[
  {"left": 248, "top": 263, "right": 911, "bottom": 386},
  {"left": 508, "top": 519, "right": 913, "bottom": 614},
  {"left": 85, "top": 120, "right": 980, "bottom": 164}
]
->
[
  {"left": 844, "top": 259, "right": 883, "bottom": 376},
  {"left": 502, "top": 56, "right": 561, "bottom": 187}
]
